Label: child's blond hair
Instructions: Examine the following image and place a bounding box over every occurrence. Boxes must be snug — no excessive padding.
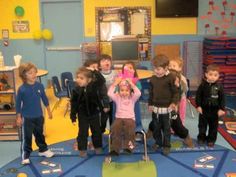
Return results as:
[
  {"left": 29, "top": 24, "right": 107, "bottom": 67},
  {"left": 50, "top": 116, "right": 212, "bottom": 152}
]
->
[
  {"left": 19, "top": 62, "right": 38, "bottom": 82},
  {"left": 171, "top": 56, "right": 184, "bottom": 69}
]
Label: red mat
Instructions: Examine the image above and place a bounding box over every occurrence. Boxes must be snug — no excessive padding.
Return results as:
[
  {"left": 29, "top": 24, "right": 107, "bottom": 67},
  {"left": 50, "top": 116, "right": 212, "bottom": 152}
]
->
[{"left": 189, "top": 97, "right": 236, "bottom": 150}]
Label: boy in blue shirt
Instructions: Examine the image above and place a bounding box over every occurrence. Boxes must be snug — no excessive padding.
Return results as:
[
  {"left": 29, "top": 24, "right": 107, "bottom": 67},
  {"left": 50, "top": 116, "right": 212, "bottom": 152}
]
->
[{"left": 16, "top": 62, "right": 54, "bottom": 165}]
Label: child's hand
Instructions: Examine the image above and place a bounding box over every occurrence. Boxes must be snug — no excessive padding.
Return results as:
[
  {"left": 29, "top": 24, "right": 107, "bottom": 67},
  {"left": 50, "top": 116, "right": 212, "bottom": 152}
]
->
[
  {"left": 148, "top": 106, "right": 153, "bottom": 112},
  {"left": 16, "top": 116, "right": 22, "bottom": 127},
  {"left": 218, "top": 109, "right": 225, "bottom": 117},
  {"left": 197, "top": 107, "right": 203, "bottom": 114},
  {"left": 48, "top": 111, "right": 53, "bottom": 119},
  {"left": 72, "top": 122, "right": 76, "bottom": 126},
  {"left": 114, "top": 77, "right": 122, "bottom": 86},
  {"left": 169, "top": 103, "right": 177, "bottom": 111},
  {"left": 86, "top": 67, "right": 94, "bottom": 71},
  {"left": 103, "top": 107, "right": 110, "bottom": 113}
]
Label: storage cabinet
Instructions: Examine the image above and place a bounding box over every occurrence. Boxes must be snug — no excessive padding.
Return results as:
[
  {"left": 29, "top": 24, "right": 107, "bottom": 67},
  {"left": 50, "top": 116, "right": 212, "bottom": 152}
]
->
[
  {"left": 0, "top": 66, "right": 21, "bottom": 140},
  {"left": 203, "top": 37, "right": 236, "bottom": 94}
]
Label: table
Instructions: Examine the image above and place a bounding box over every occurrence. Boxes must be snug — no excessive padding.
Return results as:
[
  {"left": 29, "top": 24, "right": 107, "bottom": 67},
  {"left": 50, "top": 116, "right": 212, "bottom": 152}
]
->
[
  {"left": 136, "top": 69, "right": 153, "bottom": 79},
  {"left": 37, "top": 69, "right": 48, "bottom": 82}
]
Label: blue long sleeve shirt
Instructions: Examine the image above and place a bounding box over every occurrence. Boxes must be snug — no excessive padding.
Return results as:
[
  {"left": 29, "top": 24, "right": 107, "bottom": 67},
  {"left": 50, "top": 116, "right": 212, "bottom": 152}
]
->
[{"left": 16, "top": 82, "right": 49, "bottom": 118}]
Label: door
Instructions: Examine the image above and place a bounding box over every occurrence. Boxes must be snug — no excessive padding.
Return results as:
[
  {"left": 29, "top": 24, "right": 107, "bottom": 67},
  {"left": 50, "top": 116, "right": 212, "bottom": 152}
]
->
[{"left": 41, "top": 0, "right": 84, "bottom": 78}]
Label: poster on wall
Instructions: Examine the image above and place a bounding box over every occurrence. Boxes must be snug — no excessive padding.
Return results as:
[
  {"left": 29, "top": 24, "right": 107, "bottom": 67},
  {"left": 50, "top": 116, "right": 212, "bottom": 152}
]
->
[
  {"left": 2, "top": 29, "right": 9, "bottom": 46},
  {"left": 12, "top": 20, "right": 30, "bottom": 33}
]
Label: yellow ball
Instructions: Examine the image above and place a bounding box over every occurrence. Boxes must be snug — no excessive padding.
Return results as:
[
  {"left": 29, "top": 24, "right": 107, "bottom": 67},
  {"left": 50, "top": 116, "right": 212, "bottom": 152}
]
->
[
  {"left": 33, "top": 30, "right": 42, "bottom": 40},
  {"left": 17, "top": 172, "right": 27, "bottom": 177},
  {"left": 42, "top": 29, "right": 53, "bottom": 40}
]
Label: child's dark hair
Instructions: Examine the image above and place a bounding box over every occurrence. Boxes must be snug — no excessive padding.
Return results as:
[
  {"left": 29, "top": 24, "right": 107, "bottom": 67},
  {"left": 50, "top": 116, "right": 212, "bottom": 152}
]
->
[
  {"left": 206, "top": 64, "right": 220, "bottom": 73},
  {"left": 152, "top": 54, "right": 169, "bottom": 68},
  {"left": 83, "top": 59, "right": 98, "bottom": 67},
  {"left": 76, "top": 67, "right": 94, "bottom": 80},
  {"left": 121, "top": 61, "right": 138, "bottom": 78},
  {"left": 19, "top": 62, "right": 38, "bottom": 82},
  {"left": 98, "top": 54, "right": 112, "bottom": 64}
]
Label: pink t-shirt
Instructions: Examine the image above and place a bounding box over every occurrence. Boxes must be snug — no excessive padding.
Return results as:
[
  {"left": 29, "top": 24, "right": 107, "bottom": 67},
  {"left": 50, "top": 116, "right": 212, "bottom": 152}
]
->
[{"left": 108, "top": 85, "right": 141, "bottom": 120}]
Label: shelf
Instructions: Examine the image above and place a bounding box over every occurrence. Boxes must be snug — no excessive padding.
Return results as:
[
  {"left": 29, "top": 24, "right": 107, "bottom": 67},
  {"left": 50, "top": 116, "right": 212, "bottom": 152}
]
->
[
  {"left": 0, "top": 108, "right": 16, "bottom": 115},
  {"left": 0, "top": 89, "right": 14, "bottom": 94}
]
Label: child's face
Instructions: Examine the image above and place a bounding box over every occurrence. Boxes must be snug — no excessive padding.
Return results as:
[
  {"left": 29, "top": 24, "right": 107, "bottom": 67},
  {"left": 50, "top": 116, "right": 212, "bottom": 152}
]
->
[
  {"left": 205, "top": 70, "right": 220, "bottom": 83},
  {"left": 119, "top": 85, "right": 130, "bottom": 98},
  {"left": 76, "top": 73, "right": 91, "bottom": 87},
  {"left": 124, "top": 64, "right": 135, "bottom": 73},
  {"left": 25, "top": 68, "right": 37, "bottom": 84},
  {"left": 100, "top": 58, "right": 112, "bottom": 71},
  {"left": 154, "top": 66, "right": 167, "bottom": 77},
  {"left": 169, "top": 60, "right": 181, "bottom": 72}
]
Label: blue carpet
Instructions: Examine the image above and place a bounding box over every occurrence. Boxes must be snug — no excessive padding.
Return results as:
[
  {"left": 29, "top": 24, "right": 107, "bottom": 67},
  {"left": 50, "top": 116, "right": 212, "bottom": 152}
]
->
[{"left": 1, "top": 136, "right": 236, "bottom": 177}]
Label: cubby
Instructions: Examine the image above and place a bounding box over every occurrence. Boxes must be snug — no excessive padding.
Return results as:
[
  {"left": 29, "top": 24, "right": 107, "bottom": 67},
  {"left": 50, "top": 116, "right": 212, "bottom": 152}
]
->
[{"left": 0, "top": 66, "right": 21, "bottom": 140}]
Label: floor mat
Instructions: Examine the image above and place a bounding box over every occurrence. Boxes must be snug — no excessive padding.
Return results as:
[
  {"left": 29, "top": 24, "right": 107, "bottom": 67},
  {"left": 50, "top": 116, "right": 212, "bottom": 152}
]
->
[{"left": 1, "top": 137, "right": 236, "bottom": 177}]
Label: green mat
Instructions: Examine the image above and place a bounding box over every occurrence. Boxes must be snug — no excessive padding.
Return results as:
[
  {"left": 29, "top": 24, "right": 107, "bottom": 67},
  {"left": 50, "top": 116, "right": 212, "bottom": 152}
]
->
[{"left": 102, "top": 161, "right": 157, "bottom": 177}]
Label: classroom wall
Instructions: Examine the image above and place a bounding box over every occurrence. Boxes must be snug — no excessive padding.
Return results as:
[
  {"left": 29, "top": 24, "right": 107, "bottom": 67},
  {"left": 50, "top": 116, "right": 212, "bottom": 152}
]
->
[{"left": 0, "top": 0, "right": 236, "bottom": 71}]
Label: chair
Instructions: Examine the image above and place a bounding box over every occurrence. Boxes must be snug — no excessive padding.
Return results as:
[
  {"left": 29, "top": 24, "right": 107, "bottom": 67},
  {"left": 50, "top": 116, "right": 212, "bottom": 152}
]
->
[
  {"left": 136, "top": 65, "right": 148, "bottom": 70},
  {"left": 106, "top": 101, "right": 149, "bottom": 163},
  {"left": 64, "top": 80, "right": 76, "bottom": 117},
  {"left": 139, "top": 79, "right": 150, "bottom": 102},
  {"left": 61, "top": 72, "right": 73, "bottom": 92},
  {"left": 51, "top": 76, "right": 68, "bottom": 112}
]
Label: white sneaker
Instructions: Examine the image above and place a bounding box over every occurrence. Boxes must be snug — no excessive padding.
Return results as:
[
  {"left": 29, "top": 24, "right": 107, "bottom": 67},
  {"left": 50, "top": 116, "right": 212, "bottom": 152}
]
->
[
  {"left": 21, "top": 158, "right": 30, "bottom": 165},
  {"left": 38, "top": 150, "right": 54, "bottom": 158}
]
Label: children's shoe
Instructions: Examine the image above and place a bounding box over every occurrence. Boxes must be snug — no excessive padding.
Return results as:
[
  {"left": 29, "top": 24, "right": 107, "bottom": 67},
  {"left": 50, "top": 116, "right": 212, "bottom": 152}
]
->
[
  {"left": 207, "top": 142, "right": 215, "bottom": 148},
  {"left": 109, "top": 150, "right": 119, "bottom": 156},
  {"left": 197, "top": 139, "right": 205, "bottom": 146},
  {"left": 38, "top": 149, "right": 54, "bottom": 158},
  {"left": 123, "top": 148, "right": 132, "bottom": 154},
  {"left": 73, "top": 141, "right": 78, "bottom": 150},
  {"left": 183, "top": 135, "right": 194, "bottom": 148},
  {"left": 79, "top": 150, "right": 87, "bottom": 158},
  {"left": 95, "top": 148, "right": 102, "bottom": 154},
  {"left": 146, "top": 129, "right": 153, "bottom": 139},
  {"left": 152, "top": 144, "right": 160, "bottom": 151},
  {"left": 21, "top": 158, "right": 30, "bottom": 165},
  {"left": 87, "top": 141, "right": 94, "bottom": 150},
  {"left": 163, "top": 147, "right": 170, "bottom": 156}
]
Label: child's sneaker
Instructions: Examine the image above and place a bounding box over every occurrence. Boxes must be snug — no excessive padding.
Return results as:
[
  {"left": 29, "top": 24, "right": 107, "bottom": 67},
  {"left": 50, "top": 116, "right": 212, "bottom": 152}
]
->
[
  {"left": 163, "top": 147, "right": 170, "bottom": 156},
  {"left": 183, "top": 135, "right": 194, "bottom": 148},
  {"left": 79, "top": 150, "right": 87, "bottom": 158},
  {"left": 21, "top": 158, "right": 30, "bottom": 165},
  {"left": 123, "top": 148, "right": 132, "bottom": 154},
  {"left": 38, "top": 149, "right": 54, "bottom": 158},
  {"left": 197, "top": 139, "right": 205, "bottom": 146},
  {"left": 109, "top": 150, "right": 119, "bottom": 156},
  {"left": 207, "top": 142, "right": 215, "bottom": 148},
  {"left": 95, "top": 148, "right": 102, "bottom": 154},
  {"left": 87, "top": 141, "right": 94, "bottom": 150}
]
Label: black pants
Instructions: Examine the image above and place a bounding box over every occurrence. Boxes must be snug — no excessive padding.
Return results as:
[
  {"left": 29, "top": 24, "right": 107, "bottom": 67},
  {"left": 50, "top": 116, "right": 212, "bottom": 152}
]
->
[
  {"left": 149, "top": 113, "right": 189, "bottom": 145},
  {"left": 100, "top": 102, "right": 113, "bottom": 133},
  {"left": 198, "top": 108, "right": 218, "bottom": 143},
  {"left": 77, "top": 114, "right": 102, "bottom": 150},
  {"left": 22, "top": 117, "right": 48, "bottom": 160},
  {"left": 151, "top": 113, "right": 171, "bottom": 148}
]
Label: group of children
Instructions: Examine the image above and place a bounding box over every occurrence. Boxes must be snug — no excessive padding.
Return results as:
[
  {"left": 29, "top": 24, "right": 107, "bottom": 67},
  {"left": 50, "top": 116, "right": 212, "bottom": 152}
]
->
[{"left": 16, "top": 53, "right": 225, "bottom": 164}]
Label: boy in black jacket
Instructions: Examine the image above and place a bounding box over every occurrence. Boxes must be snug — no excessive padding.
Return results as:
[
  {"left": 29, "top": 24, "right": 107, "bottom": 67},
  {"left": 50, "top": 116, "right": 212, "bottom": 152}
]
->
[
  {"left": 195, "top": 64, "right": 225, "bottom": 147},
  {"left": 70, "top": 67, "right": 106, "bottom": 157}
]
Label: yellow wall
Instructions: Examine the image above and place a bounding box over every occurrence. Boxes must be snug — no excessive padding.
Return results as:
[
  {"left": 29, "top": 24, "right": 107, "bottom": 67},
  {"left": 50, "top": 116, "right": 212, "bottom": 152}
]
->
[
  {"left": 84, "top": 0, "right": 197, "bottom": 37},
  {"left": 0, "top": 0, "right": 197, "bottom": 39},
  {"left": 0, "top": 0, "right": 40, "bottom": 39}
]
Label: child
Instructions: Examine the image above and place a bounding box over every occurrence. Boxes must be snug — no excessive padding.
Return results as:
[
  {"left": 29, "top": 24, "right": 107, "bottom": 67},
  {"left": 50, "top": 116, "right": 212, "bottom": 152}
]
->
[
  {"left": 16, "top": 62, "right": 54, "bottom": 165},
  {"left": 98, "top": 54, "right": 117, "bottom": 133},
  {"left": 108, "top": 78, "right": 141, "bottom": 155},
  {"left": 169, "top": 57, "right": 188, "bottom": 125},
  {"left": 146, "top": 70, "right": 194, "bottom": 149},
  {"left": 83, "top": 59, "right": 110, "bottom": 150},
  {"left": 195, "top": 64, "right": 225, "bottom": 147},
  {"left": 148, "top": 54, "right": 179, "bottom": 155},
  {"left": 70, "top": 67, "right": 105, "bottom": 157}
]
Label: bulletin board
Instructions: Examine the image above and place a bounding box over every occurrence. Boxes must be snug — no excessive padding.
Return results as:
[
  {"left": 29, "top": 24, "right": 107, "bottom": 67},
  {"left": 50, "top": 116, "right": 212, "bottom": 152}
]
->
[{"left": 154, "top": 44, "right": 180, "bottom": 60}]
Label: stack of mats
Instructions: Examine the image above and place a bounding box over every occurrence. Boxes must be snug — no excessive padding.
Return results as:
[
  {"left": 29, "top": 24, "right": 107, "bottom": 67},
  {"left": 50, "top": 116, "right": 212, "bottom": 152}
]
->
[{"left": 203, "top": 37, "right": 236, "bottom": 93}]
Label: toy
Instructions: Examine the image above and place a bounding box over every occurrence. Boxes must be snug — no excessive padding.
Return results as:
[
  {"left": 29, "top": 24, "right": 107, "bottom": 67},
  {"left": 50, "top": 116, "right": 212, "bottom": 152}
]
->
[
  {"left": 0, "top": 73, "right": 11, "bottom": 91},
  {"left": 0, "top": 95, "right": 13, "bottom": 110}
]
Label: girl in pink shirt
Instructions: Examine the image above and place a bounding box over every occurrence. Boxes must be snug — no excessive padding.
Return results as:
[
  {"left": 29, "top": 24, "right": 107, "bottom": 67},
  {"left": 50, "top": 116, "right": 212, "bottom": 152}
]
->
[{"left": 108, "top": 78, "right": 141, "bottom": 156}]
